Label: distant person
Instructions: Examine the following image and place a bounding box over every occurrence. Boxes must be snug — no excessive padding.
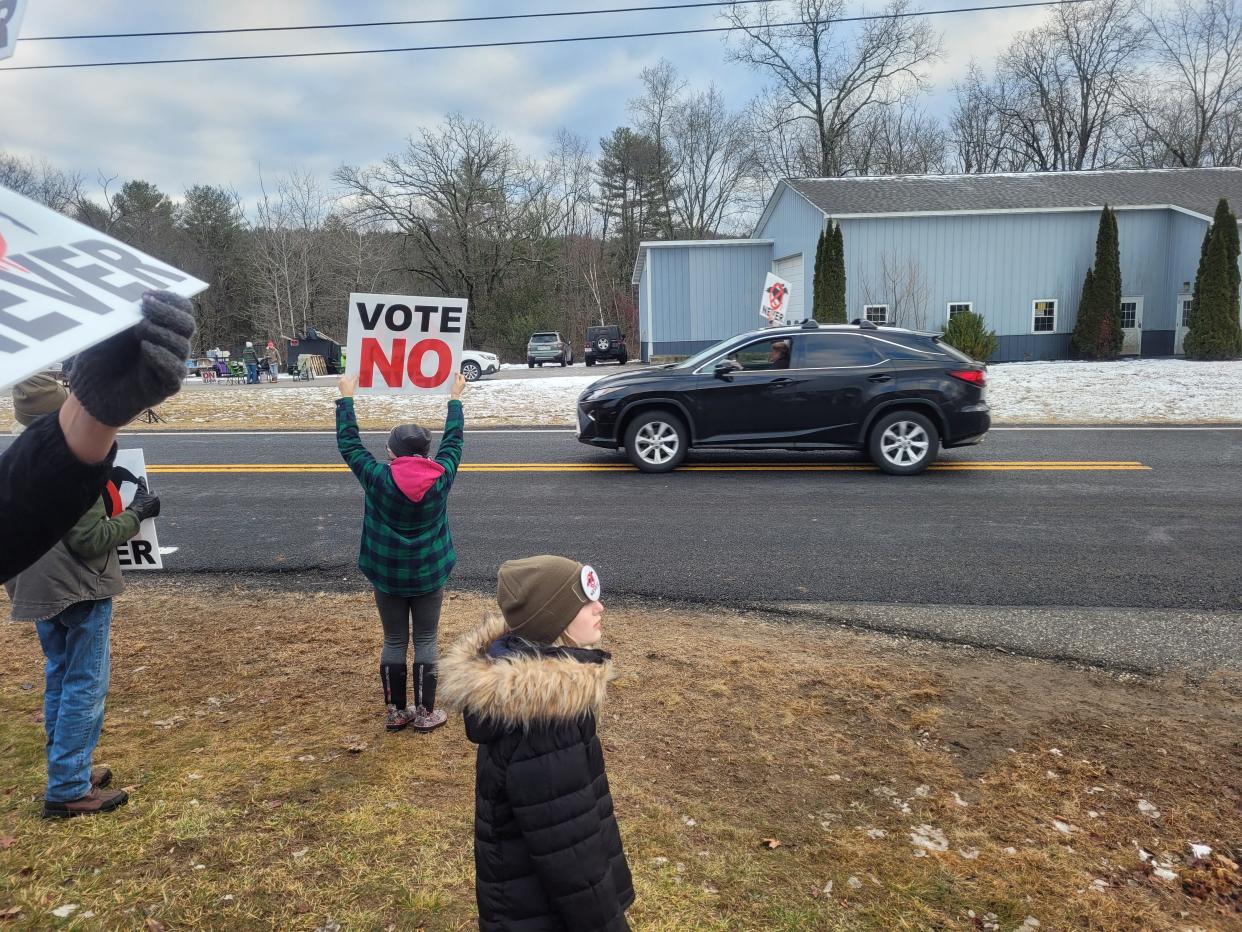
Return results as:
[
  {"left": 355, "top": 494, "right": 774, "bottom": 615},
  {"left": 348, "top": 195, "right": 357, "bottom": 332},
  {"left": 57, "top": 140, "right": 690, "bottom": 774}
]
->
[
  {"left": 242, "top": 341, "right": 259, "bottom": 384},
  {"left": 5, "top": 376, "right": 162, "bottom": 818},
  {"left": 0, "top": 291, "right": 195, "bottom": 583},
  {"left": 265, "top": 341, "right": 280, "bottom": 382},
  {"left": 336, "top": 371, "right": 467, "bottom": 732},
  {"left": 440, "top": 555, "right": 634, "bottom": 932}
]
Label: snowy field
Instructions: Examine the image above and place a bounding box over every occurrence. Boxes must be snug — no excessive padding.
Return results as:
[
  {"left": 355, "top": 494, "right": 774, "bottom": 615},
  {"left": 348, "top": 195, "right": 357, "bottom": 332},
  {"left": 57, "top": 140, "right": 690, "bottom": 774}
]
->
[{"left": 3, "top": 360, "right": 1241, "bottom": 430}]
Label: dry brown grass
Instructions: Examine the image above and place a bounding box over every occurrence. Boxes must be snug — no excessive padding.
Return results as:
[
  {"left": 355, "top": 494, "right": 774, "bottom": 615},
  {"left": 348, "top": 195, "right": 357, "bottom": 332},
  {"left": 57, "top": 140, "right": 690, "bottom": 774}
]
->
[{"left": 2, "top": 584, "right": 1241, "bottom": 930}]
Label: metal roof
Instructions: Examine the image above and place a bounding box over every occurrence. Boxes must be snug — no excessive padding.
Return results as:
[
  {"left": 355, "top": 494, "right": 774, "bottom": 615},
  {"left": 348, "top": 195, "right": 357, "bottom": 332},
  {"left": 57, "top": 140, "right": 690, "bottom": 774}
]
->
[{"left": 777, "top": 167, "right": 1242, "bottom": 222}]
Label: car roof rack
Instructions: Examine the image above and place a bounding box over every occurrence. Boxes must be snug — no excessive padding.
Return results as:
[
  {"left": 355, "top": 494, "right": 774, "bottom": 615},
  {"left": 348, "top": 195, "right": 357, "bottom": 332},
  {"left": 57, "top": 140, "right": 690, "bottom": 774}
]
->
[
  {"left": 799, "top": 318, "right": 819, "bottom": 330},
  {"left": 851, "top": 318, "right": 879, "bottom": 330}
]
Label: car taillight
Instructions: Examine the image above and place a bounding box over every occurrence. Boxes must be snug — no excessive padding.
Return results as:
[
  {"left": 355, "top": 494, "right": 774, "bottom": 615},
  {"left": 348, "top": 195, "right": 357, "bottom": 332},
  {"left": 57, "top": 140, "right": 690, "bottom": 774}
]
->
[{"left": 949, "top": 368, "right": 986, "bottom": 386}]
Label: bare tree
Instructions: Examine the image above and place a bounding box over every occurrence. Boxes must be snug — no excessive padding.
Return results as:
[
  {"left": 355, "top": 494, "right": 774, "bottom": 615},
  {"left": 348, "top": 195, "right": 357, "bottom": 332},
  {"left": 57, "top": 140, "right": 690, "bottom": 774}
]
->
[
  {"left": 0, "top": 152, "right": 82, "bottom": 212},
  {"left": 995, "top": 0, "right": 1146, "bottom": 170},
  {"left": 862, "top": 251, "right": 931, "bottom": 330},
  {"left": 725, "top": 0, "right": 941, "bottom": 177},
  {"left": 630, "top": 60, "right": 686, "bottom": 238},
  {"left": 1122, "top": 0, "right": 1242, "bottom": 166},
  {"left": 250, "top": 170, "right": 333, "bottom": 340},
  {"left": 334, "top": 114, "right": 541, "bottom": 341},
  {"left": 950, "top": 64, "right": 1030, "bottom": 173},
  {"left": 845, "top": 99, "right": 948, "bottom": 175},
  {"left": 668, "top": 84, "right": 758, "bottom": 235}
]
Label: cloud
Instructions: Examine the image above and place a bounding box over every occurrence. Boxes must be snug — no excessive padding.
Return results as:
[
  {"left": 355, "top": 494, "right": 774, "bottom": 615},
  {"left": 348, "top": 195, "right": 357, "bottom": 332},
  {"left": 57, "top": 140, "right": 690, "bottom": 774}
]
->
[{"left": 1, "top": 0, "right": 1069, "bottom": 197}]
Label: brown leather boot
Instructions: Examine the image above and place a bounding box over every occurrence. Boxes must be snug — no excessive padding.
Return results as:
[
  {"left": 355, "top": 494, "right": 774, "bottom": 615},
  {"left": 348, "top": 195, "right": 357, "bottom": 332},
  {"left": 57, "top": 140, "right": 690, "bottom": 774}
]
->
[
  {"left": 90, "top": 766, "right": 112, "bottom": 789},
  {"left": 42, "top": 787, "right": 129, "bottom": 819}
]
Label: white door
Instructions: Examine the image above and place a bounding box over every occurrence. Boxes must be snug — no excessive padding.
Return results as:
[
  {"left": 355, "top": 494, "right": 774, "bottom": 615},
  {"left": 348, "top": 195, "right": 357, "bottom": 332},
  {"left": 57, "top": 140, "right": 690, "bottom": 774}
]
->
[
  {"left": 1120, "top": 296, "right": 1143, "bottom": 355},
  {"left": 774, "top": 254, "right": 804, "bottom": 322},
  {"left": 1174, "top": 295, "right": 1192, "bottom": 355}
]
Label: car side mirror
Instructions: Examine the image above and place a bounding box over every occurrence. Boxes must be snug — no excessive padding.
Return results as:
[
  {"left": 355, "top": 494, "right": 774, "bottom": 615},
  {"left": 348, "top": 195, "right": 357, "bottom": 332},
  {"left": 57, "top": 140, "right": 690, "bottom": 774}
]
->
[{"left": 713, "top": 361, "right": 735, "bottom": 380}]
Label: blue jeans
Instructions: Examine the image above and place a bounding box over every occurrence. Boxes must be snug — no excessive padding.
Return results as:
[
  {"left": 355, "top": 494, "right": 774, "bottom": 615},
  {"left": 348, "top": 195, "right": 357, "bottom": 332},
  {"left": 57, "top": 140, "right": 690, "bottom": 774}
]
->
[
  {"left": 246, "top": 363, "right": 259, "bottom": 383},
  {"left": 35, "top": 599, "right": 112, "bottom": 803}
]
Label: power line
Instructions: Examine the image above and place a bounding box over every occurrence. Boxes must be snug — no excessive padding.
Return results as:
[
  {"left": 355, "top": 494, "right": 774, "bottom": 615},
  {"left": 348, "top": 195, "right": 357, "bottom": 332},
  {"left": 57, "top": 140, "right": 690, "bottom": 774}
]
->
[
  {"left": 24, "top": 0, "right": 784, "bottom": 42},
  {"left": 0, "top": 0, "right": 1094, "bottom": 73}
]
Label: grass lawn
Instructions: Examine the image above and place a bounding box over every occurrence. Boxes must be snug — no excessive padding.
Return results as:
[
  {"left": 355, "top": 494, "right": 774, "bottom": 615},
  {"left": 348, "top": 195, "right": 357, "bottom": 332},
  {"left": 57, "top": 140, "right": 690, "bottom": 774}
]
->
[{"left": 2, "top": 584, "right": 1240, "bottom": 930}]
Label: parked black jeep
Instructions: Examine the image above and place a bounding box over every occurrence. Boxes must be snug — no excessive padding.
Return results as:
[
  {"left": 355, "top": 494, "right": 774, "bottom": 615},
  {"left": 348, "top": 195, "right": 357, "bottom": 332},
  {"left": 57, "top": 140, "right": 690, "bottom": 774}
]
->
[{"left": 585, "top": 325, "right": 628, "bottom": 367}]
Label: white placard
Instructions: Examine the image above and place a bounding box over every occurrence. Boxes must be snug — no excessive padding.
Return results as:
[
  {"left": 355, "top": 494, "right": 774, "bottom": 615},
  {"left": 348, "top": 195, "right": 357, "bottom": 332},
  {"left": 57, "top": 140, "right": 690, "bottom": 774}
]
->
[
  {"left": 0, "top": 184, "right": 208, "bottom": 390},
  {"left": 112, "top": 449, "right": 163, "bottom": 571},
  {"left": 345, "top": 292, "right": 468, "bottom": 395},
  {"left": 0, "top": 1, "right": 29, "bottom": 60},
  {"left": 760, "top": 272, "right": 792, "bottom": 326}
]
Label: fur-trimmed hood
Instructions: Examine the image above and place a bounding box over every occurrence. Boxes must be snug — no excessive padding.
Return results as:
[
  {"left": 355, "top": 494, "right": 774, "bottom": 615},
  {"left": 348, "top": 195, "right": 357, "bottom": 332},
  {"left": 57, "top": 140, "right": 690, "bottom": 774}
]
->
[{"left": 439, "top": 614, "right": 614, "bottom": 733}]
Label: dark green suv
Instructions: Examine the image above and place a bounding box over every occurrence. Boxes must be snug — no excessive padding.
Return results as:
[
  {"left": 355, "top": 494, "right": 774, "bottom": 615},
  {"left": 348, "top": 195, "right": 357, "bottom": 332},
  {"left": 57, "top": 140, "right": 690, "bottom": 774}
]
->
[{"left": 584, "top": 325, "right": 628, "bottom": 366}]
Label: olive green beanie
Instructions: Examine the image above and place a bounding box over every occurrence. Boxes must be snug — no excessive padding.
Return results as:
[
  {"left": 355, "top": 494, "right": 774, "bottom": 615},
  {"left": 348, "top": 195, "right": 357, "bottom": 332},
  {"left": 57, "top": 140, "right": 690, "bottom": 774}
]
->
[
  {"left": 12, "top": 373, "right": 68, "bottom": 426},
  {"left": 496, "top": 555, "right": 602, "bottom": 644}
]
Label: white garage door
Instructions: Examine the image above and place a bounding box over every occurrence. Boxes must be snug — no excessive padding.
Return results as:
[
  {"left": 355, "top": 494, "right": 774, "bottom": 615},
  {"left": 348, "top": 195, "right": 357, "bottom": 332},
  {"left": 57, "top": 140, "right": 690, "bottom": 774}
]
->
[{"left": 774, "top": 254, "right": 804, "bottom": 322}]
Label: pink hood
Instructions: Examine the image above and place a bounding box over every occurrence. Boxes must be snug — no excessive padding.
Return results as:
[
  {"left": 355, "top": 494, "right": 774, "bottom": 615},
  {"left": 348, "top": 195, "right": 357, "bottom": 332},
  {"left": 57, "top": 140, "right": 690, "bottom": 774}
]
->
[{"left": 390, "top": 456, "right": 446, "bottom": 503}]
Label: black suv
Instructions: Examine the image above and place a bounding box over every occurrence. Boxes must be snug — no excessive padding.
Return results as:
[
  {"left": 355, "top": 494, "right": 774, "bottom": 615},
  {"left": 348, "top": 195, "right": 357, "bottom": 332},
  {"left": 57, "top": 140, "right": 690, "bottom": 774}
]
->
[
  {"left": 585, "top": 325, "right": 628, "bottom": 366},
  {"left": 576, "top": 321, "right": 990, "bottom": 475}
]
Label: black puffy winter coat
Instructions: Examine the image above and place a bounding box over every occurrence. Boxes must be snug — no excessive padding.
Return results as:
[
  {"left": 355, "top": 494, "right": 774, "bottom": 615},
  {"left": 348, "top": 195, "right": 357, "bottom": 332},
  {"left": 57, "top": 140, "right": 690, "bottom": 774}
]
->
[{"left": 440, "top": 615, "right": 634, "bottom": 932}]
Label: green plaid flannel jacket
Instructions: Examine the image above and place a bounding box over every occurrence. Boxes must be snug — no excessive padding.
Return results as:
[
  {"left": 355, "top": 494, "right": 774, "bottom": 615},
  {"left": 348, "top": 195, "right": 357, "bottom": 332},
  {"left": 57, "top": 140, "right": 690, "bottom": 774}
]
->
[{"left": 336, "top": 397, "right": 464, "bottom": 596}]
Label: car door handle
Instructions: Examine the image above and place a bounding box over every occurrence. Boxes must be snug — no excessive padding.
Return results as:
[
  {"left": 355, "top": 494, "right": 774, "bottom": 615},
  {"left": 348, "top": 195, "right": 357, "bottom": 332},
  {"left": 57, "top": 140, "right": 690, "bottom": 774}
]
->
[
  {"left": 771, "top": 377, "right": 794, "bottom": 385},
  {"left": 868, "top": 374, "right": 893, "bottom": 383}
]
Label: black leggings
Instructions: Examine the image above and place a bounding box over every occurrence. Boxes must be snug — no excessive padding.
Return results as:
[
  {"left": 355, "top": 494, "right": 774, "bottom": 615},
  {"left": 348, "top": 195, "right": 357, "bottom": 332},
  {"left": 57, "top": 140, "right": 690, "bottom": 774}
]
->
[{"left": 374, "top": 588, "right": 443, "bottom": 666}]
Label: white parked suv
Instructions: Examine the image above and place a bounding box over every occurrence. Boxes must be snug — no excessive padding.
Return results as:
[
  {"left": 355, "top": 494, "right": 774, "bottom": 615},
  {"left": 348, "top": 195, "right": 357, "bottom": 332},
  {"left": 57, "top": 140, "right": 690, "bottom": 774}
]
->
[{"left": 461, "top": 350, "right": 500, "bottom": 382}]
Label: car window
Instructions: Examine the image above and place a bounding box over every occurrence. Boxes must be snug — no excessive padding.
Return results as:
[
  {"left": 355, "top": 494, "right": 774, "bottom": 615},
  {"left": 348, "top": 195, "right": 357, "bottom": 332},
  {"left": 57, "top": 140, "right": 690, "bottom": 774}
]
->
[
  {"left": 531, "top": 333, "right": 558, "bottom": 343},
  {"left": 720, "top": 338, "right": 793, "bottom": 372},
  {"left": 863, "top": 335, "right": 947, "bottom": 361},
  {"left": 792, "top": 333, "right": 884, "bottom": 368}
]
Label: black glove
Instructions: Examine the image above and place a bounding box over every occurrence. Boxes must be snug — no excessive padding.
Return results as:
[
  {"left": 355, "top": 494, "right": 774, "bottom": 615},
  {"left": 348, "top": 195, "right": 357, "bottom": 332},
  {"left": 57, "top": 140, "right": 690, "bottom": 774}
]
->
[
  {"left": 126, "top": 478, "right": 161, "bottom": 522},
  {"left": 69, "top": 291, "right": 197, "bottom": 427}
]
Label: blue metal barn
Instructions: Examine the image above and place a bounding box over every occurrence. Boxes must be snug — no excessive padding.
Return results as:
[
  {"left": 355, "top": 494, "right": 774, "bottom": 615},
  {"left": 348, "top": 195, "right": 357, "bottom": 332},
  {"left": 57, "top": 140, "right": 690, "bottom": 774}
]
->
[{"left": 634, "top": 168, "right": 1242, "bottom": 362}]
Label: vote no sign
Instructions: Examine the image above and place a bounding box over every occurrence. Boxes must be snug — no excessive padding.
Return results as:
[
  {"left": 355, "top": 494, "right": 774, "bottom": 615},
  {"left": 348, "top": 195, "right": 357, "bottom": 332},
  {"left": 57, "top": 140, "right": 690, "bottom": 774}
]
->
[{"left": 345, "top": 292, "right": 468, "bottom": 395}]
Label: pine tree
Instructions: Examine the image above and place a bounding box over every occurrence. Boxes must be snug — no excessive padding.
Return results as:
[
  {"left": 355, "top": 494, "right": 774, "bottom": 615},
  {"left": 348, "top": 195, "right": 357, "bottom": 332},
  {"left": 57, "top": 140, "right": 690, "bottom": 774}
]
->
[
  {"left": 826, "top": 222, "right": 847, "bottom": 324},
  {"left": 811, "top": 226, "right": 831, "bottom": 322},
  {"left": 1185, "top": 198, "right": 1242, "bottom": 360},
  {"left": 941, "top": 308, "right": 997, "bottom": 361},
  {"left": 1071, "top": 206, "right": 1123, "bottom": 359}
]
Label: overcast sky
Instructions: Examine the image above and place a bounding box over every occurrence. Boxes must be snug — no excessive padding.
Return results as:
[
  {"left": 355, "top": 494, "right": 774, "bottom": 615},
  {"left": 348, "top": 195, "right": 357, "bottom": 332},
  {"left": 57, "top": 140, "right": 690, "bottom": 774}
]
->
[{"left": 1, "top": 0, "right": 1051, "bottom": 200}]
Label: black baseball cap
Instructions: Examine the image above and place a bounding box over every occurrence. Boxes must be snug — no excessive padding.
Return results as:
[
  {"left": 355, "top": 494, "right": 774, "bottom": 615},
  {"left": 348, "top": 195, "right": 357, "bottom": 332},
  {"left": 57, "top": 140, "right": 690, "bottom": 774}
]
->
[{"left": 388, "top": 423, "right": 432, "bottom": 457}]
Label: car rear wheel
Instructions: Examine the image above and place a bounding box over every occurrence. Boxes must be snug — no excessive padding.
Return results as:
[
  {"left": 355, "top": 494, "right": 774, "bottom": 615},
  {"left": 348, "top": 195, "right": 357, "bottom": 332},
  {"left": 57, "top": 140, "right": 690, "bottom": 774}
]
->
[
  {"left": 624, "top": 411, "right": 688, "bottom": 473},
  {"left": 560, "top": 353, "right": 567, "bottom": 367},
  {"left": 869, "top": 411, "right": 940, "bottom": 476},
  {"left": 461, "top": 361, "right": 482, "bottom": 382},
  {"left": 527, "top": 358, "right": 534, "bottom": 368}
]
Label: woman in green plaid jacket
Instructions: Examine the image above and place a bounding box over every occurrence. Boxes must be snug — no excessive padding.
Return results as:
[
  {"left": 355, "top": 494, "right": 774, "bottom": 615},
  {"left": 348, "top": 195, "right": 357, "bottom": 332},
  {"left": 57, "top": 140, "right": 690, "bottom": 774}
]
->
[{"left": 336, "top": 372, "right": 467, "bottom": 733}]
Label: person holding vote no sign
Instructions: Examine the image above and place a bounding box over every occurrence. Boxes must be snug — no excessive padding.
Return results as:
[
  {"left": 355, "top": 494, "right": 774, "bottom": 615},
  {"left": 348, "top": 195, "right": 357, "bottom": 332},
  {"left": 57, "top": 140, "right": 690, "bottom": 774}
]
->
[{"left": 336, "top": 371, "right": 468, "bottom": 732}]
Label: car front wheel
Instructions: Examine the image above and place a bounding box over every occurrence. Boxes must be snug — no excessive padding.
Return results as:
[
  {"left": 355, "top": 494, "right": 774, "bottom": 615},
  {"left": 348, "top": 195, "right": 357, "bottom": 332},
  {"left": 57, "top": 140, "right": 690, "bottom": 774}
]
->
[
  {"left": 624, "top": 410, "right": 688, "bottom": 473},
  {"left": 560, "top": 354, "right": 567, "bottom": 367},
  {"left": 869, "top": 410, "right": 940, "bottom": 475},
  {"left": 461, "top": 361, "right": 482, "bottom": 382},
  {"left": 527, "top": 358, "right": 534, "bottom": 368}
]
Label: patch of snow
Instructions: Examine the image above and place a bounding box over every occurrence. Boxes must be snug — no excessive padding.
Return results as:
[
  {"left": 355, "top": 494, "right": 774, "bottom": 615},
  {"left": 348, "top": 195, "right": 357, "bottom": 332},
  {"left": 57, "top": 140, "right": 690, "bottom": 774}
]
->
[
  {"left": 987, "top": 358, "right": 1242, "bottom": 424},
  {"left": 1153, "top": 866, "right": 1179, "bottom": 883},
  {"left": 1189, "top": 843, "right": 1212, "bottom": 860},
  {"left": 1138, "top": 799, "right": 1161, "bottom": 818},
  {"left": 952, "top": 792, "right": 970, "bottom": 807},
  {"left": 910, "top": 825, "right": 949, "bottom": 853},
  {"left": 847, "top": 876, "right": 863, "bottom": 890},
  {"left": 51, "top": 905, "right": 79, "bottom": 918},
  {"left": 1053, "top": 820, "right": 1079, "bottom": 835}
]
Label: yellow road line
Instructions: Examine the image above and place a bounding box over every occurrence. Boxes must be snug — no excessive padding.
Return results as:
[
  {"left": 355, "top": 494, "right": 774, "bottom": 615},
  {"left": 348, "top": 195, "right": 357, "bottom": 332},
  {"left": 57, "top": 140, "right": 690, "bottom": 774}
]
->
[{"left": 148, "top": 461, "right": 1151, "bottom": 474}]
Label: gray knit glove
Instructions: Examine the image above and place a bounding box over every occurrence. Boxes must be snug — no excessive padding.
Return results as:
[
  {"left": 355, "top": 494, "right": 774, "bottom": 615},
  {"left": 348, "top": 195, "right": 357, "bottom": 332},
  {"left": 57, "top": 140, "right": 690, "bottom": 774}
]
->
[{"left": 68, "top": 291, "right": 197, "bottom": 427}]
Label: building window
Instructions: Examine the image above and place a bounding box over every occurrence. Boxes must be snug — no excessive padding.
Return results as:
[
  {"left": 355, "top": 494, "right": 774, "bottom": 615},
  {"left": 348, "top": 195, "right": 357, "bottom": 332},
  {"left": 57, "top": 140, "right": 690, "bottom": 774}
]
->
[
  {"left": 1120, "top": 301, "right": 1137, "bottom": 329},
  {"left": 864, "top": 304, "right": 889, "bottom": 324},
  {"left": 1032, "top": 299, "right": 1057, "bottom": 333},
  {"left": 947, "top": 302, "right": 973, "bottom": 322},
  {"left": 1179, "top": 295, "right": 1192, "bottom": 327}
]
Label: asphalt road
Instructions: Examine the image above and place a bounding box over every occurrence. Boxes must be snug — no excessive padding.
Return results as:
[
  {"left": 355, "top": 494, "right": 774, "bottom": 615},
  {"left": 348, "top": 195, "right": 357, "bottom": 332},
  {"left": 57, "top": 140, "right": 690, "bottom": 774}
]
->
[{"left": 7, "top": 426, "right": 1240, "bottom": 671}]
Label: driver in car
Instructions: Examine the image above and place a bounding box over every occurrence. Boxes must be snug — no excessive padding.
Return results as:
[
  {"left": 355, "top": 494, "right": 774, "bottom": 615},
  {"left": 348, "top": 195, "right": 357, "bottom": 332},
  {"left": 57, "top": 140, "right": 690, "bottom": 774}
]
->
[{"left": 727, "top": 340, "right": 790, "bottom": 371}]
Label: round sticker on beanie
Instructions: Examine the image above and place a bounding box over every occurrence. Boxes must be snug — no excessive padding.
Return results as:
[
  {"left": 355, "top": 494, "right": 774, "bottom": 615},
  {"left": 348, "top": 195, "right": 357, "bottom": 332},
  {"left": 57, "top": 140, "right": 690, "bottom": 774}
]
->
[{"left": 580, "top": 565, "right": 602, "bottom": 601}]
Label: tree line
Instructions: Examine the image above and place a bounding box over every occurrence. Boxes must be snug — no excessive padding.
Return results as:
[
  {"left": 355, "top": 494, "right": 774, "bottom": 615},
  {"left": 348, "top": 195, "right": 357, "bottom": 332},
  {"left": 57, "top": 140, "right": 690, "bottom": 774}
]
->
[{"left": 3, "top": 0, "right": 1241, "bottom": 358}]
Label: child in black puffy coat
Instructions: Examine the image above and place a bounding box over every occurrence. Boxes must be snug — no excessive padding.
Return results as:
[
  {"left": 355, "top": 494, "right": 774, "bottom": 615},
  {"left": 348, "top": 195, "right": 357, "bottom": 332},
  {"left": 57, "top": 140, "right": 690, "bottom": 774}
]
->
[{"left": 439, "top": 555, "right": 633, "bottom": 931}]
